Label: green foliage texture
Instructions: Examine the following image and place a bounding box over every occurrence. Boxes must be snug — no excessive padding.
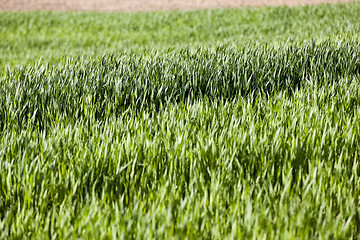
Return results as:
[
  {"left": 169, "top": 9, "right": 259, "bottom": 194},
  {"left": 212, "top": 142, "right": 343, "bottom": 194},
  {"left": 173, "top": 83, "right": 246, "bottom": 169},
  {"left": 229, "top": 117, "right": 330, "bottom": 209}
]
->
[{"left": 0, "top": 2, "right": 360, "bottom": 239}]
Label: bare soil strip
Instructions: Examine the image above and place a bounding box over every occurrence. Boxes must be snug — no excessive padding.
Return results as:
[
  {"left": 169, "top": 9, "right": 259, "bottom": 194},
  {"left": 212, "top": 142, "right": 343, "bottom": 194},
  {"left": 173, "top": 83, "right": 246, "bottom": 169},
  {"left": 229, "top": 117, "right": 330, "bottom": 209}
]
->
[{"left": 0, "top": 0, "right": 357, "bottom": 12}]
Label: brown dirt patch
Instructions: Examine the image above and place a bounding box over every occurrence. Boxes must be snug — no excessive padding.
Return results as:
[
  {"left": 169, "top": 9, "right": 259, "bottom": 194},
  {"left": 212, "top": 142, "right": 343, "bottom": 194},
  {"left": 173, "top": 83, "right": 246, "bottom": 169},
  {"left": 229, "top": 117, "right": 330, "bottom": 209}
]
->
[{"left": 0, "top": 0, "right": 357, "bottom": 12}]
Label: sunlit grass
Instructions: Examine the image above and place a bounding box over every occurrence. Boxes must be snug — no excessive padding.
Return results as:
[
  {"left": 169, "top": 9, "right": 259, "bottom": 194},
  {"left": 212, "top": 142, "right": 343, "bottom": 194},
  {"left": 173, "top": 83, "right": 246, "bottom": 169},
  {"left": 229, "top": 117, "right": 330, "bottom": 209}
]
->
[
  {"left": 1, "top": 2, "right": 360, "bottom": 239},
  {"left": 0, "top": 2, "right": 359, "bottom": 67}
]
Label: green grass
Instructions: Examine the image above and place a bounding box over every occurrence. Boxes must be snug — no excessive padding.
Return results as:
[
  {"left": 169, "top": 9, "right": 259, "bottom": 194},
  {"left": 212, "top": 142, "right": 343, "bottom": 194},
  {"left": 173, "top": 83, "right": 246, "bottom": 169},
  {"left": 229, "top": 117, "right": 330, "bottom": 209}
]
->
[
  {"left": 1, "top": 2, "right": 360, "bottom": 239},
  {"left": 0, "top": 2, "right": 360, "bottom": 67},
  {"left": 1, "top": 40, "right": 360, "bottom": 130}
]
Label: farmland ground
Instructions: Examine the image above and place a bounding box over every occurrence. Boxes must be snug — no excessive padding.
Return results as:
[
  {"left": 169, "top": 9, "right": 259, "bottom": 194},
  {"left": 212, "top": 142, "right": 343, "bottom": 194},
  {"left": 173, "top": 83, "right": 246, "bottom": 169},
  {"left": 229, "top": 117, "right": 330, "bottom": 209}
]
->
[
  {"left": 0, "top": 0, "right": 357, "bottom": 11},
  {"left": 1, "top": 1, "right": 360, "bottom": 239}
]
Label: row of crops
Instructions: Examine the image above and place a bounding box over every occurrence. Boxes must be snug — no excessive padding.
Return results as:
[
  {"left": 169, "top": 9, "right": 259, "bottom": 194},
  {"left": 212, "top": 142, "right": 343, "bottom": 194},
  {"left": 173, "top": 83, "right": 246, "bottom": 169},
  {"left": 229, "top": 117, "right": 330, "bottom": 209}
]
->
[{"left": 1, "top": 2, "right": 360, "bottom": 239}]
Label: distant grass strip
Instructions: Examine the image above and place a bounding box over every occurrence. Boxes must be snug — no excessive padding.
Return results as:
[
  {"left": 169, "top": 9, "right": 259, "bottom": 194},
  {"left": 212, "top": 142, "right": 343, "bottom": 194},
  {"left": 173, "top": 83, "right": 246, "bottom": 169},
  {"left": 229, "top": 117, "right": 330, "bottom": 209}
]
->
[{"left": 0, "top": 2, "right": 359, "bottom": 66}]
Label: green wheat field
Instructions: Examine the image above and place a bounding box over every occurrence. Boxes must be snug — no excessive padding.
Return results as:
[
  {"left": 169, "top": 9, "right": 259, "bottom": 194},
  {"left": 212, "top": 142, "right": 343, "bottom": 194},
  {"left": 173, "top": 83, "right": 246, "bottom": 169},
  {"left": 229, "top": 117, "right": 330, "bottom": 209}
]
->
[{"left": 1, "top": 2, "right": 360, "bottom": 239}]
